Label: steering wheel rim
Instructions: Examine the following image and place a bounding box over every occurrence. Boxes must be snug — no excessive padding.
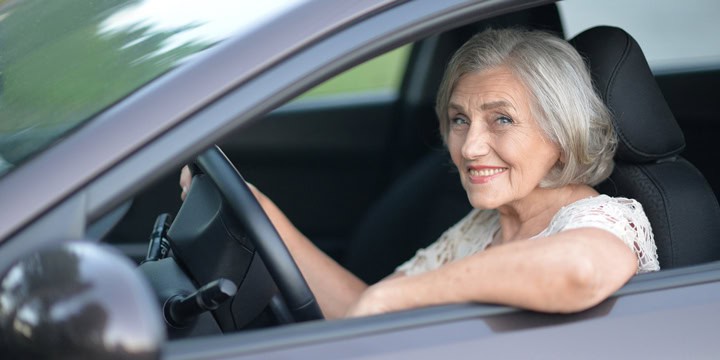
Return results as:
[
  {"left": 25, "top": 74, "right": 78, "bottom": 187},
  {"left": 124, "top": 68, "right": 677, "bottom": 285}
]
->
[{"left": 195, "top": 145, "right": 323, "bottom": 322}]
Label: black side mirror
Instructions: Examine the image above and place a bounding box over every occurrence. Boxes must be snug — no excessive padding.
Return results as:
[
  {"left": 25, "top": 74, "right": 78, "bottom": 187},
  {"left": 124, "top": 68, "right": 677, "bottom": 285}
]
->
[{"left": 0, "top": 242, "right": 165, "bottom": 359}]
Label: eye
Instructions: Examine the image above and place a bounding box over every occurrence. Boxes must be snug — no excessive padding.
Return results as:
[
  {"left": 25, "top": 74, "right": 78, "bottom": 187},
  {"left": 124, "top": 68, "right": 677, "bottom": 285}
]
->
[
  {"left": 451, "top": 116, "right": 469, "bottom": 127},
  {"left": 495, "top": 115, "right": 513, "bottom": 125}
]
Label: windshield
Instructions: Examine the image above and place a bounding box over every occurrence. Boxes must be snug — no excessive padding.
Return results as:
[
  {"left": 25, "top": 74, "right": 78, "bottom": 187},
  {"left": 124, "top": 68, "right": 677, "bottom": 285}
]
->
[{"left": 0, "top": 0, "right": 300, "bottom": 177}]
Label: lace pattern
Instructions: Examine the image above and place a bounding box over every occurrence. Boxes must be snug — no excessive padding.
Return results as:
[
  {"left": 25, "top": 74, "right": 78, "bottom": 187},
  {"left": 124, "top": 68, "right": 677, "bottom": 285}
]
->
[{"left": 395, "top": 195, "right": 660, "bottom": 276}]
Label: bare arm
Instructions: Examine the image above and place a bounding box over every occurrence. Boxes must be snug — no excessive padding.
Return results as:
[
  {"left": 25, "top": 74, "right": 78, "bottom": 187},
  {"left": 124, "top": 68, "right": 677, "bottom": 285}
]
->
[
  {"left": 180, "top": 167, "right": 636, "bottom": 318},
  {"left": 346, "top": 227, "right": 637, "bottom": 316},
  {"left": 250, "top": 185, "right": 368, "bottom": 318}
]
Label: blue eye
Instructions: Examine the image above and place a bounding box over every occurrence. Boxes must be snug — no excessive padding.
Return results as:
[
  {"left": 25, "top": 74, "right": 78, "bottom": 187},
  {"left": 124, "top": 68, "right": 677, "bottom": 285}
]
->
[
  {"left": 496, "top": 116, "right": 513, "bottom": 125},
  {"left": 451, "top": 117, "right": 469, "bottom": 126}
]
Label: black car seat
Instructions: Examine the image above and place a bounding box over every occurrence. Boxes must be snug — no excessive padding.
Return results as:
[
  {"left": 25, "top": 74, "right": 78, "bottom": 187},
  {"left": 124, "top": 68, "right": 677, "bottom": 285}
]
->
[
  {"left": 572, "top": 26, "right": 720, "bottom": 268},
  {"left": 344, "top": 150, "right": 470, "bottom": 283},
  {"left": 344, "top": 24, "right": 720, "bottom": 284}
]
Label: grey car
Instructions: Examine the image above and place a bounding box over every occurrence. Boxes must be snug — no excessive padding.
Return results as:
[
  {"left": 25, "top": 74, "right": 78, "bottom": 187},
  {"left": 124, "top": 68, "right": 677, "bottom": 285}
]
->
[{"left": 0, "top": 0, "right": 719, "bottom": 359}]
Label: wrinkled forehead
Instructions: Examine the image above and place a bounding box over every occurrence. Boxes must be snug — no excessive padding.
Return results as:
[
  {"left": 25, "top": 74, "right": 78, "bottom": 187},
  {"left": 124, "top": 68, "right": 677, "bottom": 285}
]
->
[{"left": 449, "top": 67, "right": 536, "bottom": 114}]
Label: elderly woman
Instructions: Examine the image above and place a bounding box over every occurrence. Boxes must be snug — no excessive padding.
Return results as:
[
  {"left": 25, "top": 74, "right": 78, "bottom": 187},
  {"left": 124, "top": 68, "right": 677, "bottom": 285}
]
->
[{"left": 181, "top": 28, "right": 659, "bottom": 319}]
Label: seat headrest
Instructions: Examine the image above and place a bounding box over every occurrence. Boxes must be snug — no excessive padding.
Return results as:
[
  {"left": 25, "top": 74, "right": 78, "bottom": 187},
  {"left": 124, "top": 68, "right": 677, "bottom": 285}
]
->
[{"left": 570, "top": 26, "right": 685, "bottom": 163}]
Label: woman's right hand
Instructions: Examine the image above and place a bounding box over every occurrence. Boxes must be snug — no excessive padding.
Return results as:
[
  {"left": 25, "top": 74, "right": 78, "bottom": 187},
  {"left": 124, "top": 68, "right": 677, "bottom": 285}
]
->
[{"left": 179, "top": 165, "right": 192, "bottom": 201}]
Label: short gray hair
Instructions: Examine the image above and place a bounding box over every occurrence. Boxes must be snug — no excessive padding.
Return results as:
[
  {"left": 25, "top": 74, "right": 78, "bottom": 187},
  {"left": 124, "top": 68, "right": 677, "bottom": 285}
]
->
[{"left": 436, "top": 28, "right": 616, "bottom": 187}]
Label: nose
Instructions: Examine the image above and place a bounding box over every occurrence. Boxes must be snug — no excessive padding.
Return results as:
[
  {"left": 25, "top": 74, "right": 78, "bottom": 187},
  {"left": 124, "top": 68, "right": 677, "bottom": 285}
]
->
[{"left": 461, "top": 123, "right": 491, "bottom": 160}]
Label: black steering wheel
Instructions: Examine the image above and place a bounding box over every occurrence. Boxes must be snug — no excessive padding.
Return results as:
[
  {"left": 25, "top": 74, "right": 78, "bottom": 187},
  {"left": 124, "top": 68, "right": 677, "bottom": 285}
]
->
[
  {"left": 141, "top": 146, "right": 322, "bottom": 336},
  {"left": 193, "top": 146, "right": 323, "bottom": 323}
]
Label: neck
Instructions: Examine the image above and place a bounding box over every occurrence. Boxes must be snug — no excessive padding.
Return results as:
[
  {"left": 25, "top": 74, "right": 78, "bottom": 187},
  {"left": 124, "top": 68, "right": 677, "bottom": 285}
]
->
[{"left": 495, "top": 184, "right": 597, "bottom": 243}]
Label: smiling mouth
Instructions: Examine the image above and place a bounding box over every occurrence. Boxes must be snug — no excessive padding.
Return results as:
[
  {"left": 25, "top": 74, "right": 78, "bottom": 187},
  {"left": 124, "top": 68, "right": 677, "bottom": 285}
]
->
[{"left": 469, "top": 168, "right": 507, "bottom": 177}]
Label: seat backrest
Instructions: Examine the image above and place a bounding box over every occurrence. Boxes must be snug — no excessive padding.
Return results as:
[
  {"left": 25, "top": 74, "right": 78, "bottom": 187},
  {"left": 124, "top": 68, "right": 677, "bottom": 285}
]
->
[
  {"left": 344, "top": 150, "right": 470, "bottom": 283},
  {"left": 572, "top": 26, "right": 720, "bottom": 268}
]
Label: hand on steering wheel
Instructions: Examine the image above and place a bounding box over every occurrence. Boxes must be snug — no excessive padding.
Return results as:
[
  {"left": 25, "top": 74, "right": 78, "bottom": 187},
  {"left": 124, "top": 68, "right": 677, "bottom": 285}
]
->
[{"left": 187, "top": 146, "right": 323, "bottom": 323}]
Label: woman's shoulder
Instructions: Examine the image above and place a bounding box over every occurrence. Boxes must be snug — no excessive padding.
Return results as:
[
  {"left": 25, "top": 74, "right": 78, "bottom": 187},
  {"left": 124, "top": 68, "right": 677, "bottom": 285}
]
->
[
  {"left": 550, "top": 194, "right": 659, "bottom": 273},
  {"left": 545, "top": 194, "right": 649, "bottom": 235},
  {"left": 561, "top": 194, "right": 645, "bottom": 216}
]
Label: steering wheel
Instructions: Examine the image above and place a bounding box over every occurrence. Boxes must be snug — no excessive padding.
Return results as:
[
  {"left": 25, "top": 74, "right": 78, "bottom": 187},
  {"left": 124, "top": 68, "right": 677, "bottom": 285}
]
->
[{"left": 192, "top": 146, "right": 324, "bottom": 323}]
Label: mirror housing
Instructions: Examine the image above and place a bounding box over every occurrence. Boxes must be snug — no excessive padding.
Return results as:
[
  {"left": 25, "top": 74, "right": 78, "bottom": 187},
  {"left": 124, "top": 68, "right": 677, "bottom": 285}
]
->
[{"left": 0, "top": 241, "right": 165, "bottom": 359}]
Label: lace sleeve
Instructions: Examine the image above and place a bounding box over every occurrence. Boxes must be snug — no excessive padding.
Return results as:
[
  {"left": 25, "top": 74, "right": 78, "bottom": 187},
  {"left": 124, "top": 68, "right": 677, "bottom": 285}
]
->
[
  {"left": 395, "top": 209, "right": 498, "bottom": 276},
  {"left": 548, "top": 196, "right": 660, "bottom": 274}
]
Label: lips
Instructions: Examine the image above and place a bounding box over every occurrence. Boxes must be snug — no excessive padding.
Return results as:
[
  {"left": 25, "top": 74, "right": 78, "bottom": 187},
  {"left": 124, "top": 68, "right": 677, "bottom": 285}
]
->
[
  {"left": 469, "top": 168, "right": 506, "bottom": 177},
  {"left": 467, "top": 166, "right": 507, "bottom": 184}
]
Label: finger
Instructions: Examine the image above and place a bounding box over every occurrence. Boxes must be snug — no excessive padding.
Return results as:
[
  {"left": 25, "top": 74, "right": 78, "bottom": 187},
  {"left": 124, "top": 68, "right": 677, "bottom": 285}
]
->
[
  {"left": 180, "top": 165, "right": 192, "bottom": 201},
  {"left": 180, "top": 165, "right": 192, "bottom": 188}
]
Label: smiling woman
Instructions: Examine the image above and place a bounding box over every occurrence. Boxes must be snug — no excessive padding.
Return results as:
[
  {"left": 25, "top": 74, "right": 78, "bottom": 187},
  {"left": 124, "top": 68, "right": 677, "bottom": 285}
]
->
[
  {"left": 445, "top": 68, "right": 562, "bottom": 210},
  {"left": 376, "top": 28, "right": 658, "bottom": 312}
]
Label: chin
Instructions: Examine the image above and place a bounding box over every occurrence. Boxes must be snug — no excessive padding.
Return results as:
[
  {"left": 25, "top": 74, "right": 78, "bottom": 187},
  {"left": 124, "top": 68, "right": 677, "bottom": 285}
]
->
[{"left": 467, "top": 195, "right": 503, "bottom": 210}]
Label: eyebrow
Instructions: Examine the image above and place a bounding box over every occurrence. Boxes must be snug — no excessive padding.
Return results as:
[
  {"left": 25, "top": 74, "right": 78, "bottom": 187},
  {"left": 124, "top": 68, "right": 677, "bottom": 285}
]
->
[
  {"left": 448, "top": 100, "right": 514, "bottom": 112},
  {"left": 480, "top": 100, "right": 513, "bottom": 111}
]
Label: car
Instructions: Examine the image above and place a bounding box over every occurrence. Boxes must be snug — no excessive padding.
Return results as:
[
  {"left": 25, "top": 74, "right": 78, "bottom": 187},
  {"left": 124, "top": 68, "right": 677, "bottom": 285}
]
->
[{"left": 1, "top": 0, "right": 720, "bottom": 358}]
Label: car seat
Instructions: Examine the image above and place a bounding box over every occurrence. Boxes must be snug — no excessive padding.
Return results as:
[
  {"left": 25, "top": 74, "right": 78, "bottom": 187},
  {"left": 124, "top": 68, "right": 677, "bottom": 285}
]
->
[{"left": 573, "top": 26, "right": 720, "bottom": 268}]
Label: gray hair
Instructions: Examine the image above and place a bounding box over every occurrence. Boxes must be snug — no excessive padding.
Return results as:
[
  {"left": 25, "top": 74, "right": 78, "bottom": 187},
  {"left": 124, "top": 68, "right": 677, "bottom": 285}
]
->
[{"left": 436, "top": 28, "right": 616, "bottom": 187}]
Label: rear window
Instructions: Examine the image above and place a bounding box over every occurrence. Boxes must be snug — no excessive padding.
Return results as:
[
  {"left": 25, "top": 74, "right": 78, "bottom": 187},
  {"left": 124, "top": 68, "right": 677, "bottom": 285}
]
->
[{"left": 558, "top": 0, "right": 720, "bottom": 73}]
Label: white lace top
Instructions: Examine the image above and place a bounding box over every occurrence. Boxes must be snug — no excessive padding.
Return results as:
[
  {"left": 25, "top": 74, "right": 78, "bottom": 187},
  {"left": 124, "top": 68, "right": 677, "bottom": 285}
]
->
[{"left": 396, "top": 195, "right": 660, "bottom": 276}]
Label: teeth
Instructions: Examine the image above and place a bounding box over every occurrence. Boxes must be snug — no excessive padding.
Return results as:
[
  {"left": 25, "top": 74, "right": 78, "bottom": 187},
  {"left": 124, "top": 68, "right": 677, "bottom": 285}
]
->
[{"left": 469, "top": 168, "right": 506, "bottom": 177}]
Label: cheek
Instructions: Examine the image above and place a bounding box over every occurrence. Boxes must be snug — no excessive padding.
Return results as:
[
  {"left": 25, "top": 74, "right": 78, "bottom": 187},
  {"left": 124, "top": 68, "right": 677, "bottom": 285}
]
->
[
  {"left": 446, "top": 134, "right": 464, "bottom": 167},
  {"left": 521, "top": 142, "right": 560, "bottom": 178},
  {"left": 499, "top": 135, "right": 558, "bottom": 176}
]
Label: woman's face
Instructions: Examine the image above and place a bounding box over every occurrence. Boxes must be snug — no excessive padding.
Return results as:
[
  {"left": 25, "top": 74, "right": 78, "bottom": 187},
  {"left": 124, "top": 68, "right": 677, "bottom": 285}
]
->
[{"left": 447, "top": 66, "right": 560, "bottom": 210}]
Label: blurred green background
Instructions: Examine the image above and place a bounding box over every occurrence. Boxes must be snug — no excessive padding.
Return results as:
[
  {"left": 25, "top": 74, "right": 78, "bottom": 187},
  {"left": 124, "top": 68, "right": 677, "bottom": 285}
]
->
[
  {"left": 0, "top": 0, "right": 410, "bottom": 164},
  {"left": 300, "top": 46, "right": 411, "bottom": 100}
]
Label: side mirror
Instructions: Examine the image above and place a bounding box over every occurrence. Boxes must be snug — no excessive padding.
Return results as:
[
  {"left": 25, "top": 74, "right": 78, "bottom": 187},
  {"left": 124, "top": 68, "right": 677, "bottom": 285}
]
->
[{"left": 0, "top": 241, "right": 165, "bottom": 359}]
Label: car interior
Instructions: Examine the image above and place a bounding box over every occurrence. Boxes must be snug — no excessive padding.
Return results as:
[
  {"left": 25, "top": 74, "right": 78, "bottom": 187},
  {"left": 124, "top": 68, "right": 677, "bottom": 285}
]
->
[{"left": 98, "top": 2, "right": 720, "bottom": 333}]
